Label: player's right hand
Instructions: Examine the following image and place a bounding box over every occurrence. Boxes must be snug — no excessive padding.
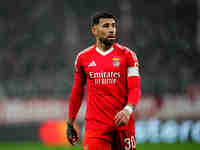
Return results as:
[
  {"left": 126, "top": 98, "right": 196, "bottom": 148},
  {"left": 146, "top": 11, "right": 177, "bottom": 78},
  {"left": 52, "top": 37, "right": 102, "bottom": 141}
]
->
[
  {"left": 66, "top": 123, "right": 79, "bottom": 145},
  {"left": 114, "top": 105, "right": 134, "bottom": 126},
  {"left": 114, "top": 109, "right": 131, "bottom": 126}
]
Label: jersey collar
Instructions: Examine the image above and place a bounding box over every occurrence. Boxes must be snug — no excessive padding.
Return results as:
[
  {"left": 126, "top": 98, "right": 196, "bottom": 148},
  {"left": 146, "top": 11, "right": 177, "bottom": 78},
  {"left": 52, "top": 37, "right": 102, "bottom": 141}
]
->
[{"left": 95, "top": 46, "right": 114, "bottom": 56}]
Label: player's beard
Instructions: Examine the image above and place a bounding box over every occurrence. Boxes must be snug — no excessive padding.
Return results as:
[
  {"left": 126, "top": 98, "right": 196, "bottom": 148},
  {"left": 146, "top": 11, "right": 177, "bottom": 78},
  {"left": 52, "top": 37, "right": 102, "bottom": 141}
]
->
[{"left": 100, "top": 37, "right": 115, "bottom": 46}]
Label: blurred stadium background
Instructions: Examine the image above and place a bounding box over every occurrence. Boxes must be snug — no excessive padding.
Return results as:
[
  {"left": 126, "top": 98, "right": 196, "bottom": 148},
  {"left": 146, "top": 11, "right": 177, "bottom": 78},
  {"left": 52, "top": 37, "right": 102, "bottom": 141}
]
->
[{"left": 0, "top": 0, "right": 200, "bottom": 149}]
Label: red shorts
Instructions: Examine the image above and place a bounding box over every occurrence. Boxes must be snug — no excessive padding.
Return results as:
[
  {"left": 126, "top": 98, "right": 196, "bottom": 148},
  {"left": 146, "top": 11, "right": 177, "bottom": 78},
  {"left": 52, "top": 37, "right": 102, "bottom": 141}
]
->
[{"left": 83, "top": 117, "right": 136, "bottom": 150}]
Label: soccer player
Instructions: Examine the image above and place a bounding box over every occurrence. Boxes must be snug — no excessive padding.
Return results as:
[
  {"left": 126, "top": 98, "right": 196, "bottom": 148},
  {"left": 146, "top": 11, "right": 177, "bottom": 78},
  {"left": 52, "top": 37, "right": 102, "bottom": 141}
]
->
[{"left": 66, "top": 12, "right": 141, "bottom": 150}]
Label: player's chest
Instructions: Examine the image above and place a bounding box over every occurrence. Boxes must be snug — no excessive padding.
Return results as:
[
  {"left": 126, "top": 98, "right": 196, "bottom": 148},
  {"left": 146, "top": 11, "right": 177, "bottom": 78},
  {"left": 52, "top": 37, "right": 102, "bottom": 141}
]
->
[{"left": 82, "top": 54, "right": 127, "bottom": 75}]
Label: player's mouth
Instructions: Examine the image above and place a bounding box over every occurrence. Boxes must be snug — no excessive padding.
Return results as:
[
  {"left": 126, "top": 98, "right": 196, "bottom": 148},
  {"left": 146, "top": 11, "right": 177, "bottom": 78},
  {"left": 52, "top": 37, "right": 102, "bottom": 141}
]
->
[{"left": 107, "top": 35, "right": 116, "bottom": 40}]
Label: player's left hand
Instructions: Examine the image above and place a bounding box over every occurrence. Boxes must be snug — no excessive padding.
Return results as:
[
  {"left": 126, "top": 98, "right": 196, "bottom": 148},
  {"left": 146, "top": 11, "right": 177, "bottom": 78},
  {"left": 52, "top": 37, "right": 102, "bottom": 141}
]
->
[{"left": 114, "top": 109, "right": 132, "bottom": 126}]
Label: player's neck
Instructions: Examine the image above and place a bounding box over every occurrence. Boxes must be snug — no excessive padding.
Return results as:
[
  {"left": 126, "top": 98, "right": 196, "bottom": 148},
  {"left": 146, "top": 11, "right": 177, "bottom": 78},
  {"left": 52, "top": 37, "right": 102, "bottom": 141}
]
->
[{"left": 96, "top": 40, "right": 113, "bottom": 52}]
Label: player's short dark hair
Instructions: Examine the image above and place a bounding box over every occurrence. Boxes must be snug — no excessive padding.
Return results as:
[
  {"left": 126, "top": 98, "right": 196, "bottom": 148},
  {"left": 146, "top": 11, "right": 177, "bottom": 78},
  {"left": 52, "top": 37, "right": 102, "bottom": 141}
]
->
[{"left": 91, "top": 12, "right": 117, "bottom": 27}]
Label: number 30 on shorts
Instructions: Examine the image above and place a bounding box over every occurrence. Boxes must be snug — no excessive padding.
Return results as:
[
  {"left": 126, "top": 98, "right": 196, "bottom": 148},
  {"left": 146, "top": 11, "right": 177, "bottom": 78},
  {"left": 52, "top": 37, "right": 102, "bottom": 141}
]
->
[{"left": 124, "top": 136, "right": 136, "bottom": 150}]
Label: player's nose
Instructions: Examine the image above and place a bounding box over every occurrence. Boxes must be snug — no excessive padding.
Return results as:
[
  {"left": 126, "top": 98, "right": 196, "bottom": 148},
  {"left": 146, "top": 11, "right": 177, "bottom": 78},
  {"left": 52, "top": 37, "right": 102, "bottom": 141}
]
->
[
  {"left": 109, "top": 30, "right": 114, "bottom": 34},
  {"left": 108, "top": 26, "right": 114, "bottom": 33}
]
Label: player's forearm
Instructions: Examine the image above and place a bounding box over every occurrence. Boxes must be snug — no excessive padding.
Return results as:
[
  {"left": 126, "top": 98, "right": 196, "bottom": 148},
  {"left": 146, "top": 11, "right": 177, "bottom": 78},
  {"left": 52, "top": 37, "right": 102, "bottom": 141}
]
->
[
  {"left": 68, "top": 73, "right": 85, "bottom": 120},
  {"left": 127, "top": 76, "right": 141, "bottom": 107},
  {"left": 68, "top": 84, "right": 85, "bottom": 119}
]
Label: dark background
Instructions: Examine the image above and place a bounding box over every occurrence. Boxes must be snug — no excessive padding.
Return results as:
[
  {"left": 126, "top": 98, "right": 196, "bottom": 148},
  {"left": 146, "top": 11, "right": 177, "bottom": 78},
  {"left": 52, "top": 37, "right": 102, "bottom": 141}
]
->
[{"left": 0, "top": 0, "right": 199, "bottom": 98}]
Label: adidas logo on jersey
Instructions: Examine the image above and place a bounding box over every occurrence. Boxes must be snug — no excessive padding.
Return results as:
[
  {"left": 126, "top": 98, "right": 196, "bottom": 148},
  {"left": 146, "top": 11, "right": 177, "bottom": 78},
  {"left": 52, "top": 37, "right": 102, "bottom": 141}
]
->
[{"left": 88, "top": 60, "right": 96, "bottom": 67}]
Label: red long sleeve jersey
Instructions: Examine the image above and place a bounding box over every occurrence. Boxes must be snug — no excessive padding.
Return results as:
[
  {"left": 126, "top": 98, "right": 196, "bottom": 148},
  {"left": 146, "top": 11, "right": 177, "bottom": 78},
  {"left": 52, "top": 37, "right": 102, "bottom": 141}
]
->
[{"left": 68, "top": 43, "right": 141, "bottom": 126}]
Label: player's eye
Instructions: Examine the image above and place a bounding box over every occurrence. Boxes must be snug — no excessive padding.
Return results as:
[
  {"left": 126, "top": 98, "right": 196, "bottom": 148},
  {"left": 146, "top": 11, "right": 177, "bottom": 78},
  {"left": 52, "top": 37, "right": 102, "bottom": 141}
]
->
[
  {"left": 102, "top": 23, "right": 109, "bottom": 28},
  {"left": 112, "top": 23, "right": 116, "bottom": 28}
]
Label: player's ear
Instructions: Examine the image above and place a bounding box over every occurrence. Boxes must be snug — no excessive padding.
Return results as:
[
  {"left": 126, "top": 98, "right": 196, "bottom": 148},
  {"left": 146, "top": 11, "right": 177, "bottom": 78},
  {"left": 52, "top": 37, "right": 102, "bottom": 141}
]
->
[{"left": 91, "top": 26, "right": 97, "bottom": 36}]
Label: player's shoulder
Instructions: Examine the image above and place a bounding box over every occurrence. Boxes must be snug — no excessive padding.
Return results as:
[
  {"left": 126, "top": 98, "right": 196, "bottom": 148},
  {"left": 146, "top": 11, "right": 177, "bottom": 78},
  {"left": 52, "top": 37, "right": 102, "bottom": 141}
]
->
[
  {"left": 114, "top": 43, "right": 137, "bottom": 55},
  {"left": 76, "top": 45, "right": 95, "bottom": 58}
]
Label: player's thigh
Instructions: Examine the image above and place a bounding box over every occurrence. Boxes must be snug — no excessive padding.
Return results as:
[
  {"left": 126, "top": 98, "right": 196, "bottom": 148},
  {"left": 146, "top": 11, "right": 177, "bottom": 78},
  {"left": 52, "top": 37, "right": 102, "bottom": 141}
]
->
[{"left": 111, "top": 130, "right": 136, "bottom": 150}]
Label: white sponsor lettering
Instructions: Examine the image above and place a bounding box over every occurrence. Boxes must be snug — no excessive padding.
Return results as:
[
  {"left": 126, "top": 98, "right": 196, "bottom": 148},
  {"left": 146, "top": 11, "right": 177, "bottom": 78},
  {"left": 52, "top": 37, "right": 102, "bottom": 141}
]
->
[{"left": 89, "top": 71, "right": 120, "bottom": 85}]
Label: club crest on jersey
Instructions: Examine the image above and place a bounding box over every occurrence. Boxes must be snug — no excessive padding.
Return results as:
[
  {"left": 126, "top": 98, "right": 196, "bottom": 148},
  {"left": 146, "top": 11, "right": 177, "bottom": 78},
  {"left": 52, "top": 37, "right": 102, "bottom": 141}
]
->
[{"left": 112, "top": 57, "right": 120, "bottom": 67}]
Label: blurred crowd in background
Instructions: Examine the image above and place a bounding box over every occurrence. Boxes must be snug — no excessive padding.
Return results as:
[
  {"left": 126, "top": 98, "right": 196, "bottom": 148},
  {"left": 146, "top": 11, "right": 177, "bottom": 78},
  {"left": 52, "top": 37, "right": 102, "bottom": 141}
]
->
[{"left": 0, "top": 0, "right": 200, "bottom": 98}]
